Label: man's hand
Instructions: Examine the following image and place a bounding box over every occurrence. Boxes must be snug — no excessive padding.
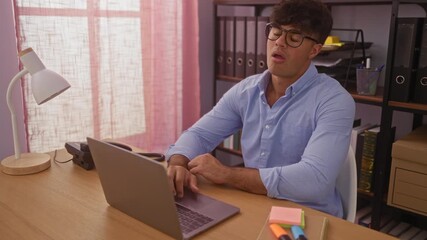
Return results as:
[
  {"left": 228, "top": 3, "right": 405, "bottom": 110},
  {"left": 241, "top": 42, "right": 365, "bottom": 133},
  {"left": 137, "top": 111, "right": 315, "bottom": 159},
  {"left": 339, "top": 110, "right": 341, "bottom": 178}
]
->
[
  {"left": 188, "top": 153, "right": 231, "bottom": 185},
  {"left": 167, "top": 155, "right": 199, "bottom": 198},
  {"left": 188, "top": 153, "right": 267, "bottom": 195}
]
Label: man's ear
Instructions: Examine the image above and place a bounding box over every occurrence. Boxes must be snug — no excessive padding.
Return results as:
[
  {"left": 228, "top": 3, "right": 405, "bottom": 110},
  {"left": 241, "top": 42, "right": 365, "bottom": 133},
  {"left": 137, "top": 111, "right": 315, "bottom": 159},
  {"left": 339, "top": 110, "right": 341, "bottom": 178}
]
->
[{"left": 308, "top": 43, "right": 323, "bottom": 59}]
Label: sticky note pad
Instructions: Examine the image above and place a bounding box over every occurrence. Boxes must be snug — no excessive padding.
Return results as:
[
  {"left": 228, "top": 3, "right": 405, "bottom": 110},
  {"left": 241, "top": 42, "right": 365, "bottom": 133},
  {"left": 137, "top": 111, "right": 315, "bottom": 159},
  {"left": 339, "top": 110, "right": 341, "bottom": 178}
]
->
[{"left": 269, "top": 206, "right": 304, "bottom": 228}]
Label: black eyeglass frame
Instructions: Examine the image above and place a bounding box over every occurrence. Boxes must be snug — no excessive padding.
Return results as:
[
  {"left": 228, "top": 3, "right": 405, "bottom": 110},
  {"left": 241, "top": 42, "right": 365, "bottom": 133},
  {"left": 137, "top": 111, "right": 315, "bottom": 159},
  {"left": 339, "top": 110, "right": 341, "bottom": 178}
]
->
[{"left": 265, "top": 22, "right": 321, "bottom": 48}]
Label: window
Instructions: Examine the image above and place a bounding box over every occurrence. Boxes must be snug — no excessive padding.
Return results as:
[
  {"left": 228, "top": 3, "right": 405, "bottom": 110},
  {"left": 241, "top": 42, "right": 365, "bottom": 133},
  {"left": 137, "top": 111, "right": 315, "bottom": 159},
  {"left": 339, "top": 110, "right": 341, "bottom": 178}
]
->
[{"left": 14, "top": 0, "right": 200, "bottom": 153}]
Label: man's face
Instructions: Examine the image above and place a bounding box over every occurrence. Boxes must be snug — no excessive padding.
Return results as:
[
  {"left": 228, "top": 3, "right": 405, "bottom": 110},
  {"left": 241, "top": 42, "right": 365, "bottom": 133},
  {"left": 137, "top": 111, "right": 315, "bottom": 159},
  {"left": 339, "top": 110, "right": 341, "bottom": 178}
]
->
[{"left": 266, "top": 25, "right": 321, "bottom": 81}]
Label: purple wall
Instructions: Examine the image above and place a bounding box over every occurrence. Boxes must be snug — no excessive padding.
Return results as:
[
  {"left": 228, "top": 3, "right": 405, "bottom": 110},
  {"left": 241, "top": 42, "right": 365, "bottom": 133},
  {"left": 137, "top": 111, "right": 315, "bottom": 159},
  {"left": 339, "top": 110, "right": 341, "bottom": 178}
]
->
[{"left": 0, "top": 0, "right": 26, "bottom": 160}]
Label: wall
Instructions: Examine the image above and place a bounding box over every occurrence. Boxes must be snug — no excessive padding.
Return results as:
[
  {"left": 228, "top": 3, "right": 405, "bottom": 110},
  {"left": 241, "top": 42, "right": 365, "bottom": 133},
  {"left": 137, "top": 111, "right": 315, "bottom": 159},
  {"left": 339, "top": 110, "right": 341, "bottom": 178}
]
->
[
  {"left": 198, "top": 1, "right": 214, "bottom": 115},
  {"left": 0, "top": 0, "right": 26, "bottom": 160}
]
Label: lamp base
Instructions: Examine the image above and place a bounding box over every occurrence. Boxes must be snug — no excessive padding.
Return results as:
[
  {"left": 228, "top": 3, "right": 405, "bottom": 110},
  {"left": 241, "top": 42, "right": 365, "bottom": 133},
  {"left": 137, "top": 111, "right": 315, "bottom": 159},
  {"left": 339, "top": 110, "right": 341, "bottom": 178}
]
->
[{"left": 1, "top": 153, "right": 51, "bottom": 175}]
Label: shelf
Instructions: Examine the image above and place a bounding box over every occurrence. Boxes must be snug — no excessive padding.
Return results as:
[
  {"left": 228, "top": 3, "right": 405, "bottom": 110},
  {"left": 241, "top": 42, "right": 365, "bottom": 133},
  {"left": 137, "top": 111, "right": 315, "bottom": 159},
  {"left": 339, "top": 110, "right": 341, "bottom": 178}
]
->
[
  {"left": 358, "top": 189, "right": 391, "bottom": 203},
  {"left": 216, "top": 75, "right": 242, "bottom": 83},
  {"left": 217, "top": 75, "right": 385, "bottom": 106},
  {"left": 388, "top": 101, "right": 427, "bottom": 113},
  {"left": 348, "top": 86, "right": 384, "bottom": 105},
  {"left": 358, "top": 189, "right": 375, "bottom": 198},
  {"left": 321, "top": 41, "right": 372, "bottom": 53}
]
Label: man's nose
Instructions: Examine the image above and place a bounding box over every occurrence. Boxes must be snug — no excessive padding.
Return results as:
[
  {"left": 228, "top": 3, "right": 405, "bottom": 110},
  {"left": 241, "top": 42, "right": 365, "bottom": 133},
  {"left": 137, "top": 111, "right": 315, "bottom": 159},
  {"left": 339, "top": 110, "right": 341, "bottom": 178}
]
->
[{"left": 274, "top": 32, "right": 287, "bottom": 47}]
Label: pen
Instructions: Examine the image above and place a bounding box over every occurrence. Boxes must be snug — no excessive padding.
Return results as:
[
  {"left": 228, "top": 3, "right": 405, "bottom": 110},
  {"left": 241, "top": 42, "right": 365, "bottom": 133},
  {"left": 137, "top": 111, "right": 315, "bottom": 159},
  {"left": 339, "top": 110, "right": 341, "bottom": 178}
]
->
[
  {"left": 291, "top": 225, "right": 308, "bottom": 240},
  {"left": 269, "top": 224, "right": 291, "bottom": 240},
  {"left": 375, "top": 64, "right": 385, "bottom": 72},
  {"left": 366, "top": 57, "right": 371, "bottom": 69}
]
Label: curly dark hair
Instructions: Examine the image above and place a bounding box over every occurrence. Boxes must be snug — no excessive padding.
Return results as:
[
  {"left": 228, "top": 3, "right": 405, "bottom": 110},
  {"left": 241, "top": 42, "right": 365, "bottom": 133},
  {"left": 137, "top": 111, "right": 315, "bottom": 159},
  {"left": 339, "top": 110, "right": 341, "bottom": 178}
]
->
[{"left": 270, "top": 0, "right": 333, "bottom": 44}]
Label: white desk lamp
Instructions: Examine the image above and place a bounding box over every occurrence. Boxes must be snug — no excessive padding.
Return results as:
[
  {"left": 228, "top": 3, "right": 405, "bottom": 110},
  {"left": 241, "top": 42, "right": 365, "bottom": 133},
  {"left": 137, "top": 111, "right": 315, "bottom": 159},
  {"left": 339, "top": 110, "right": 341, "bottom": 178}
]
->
[{"left": 1, "top": 48, "right": 71, "bottom": 175}]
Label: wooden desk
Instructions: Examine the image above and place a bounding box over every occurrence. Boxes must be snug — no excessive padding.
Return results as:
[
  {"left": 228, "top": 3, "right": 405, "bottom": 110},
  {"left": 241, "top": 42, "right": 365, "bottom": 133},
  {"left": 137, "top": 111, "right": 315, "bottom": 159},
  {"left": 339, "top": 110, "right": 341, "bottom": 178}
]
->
[{"left": 0, "top": 149, "right": 396, "bottom": 240}]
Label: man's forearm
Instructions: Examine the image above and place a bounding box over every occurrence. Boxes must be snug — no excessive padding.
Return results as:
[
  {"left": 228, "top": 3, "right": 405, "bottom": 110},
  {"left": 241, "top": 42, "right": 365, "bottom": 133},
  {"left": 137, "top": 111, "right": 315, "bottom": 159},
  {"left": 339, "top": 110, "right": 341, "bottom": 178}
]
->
[
  {"left": 225, "top": 167, "right": 267, "bottom": 195},
  {"left": 171, "top": 154, "right": 267, "bottom": 195}
]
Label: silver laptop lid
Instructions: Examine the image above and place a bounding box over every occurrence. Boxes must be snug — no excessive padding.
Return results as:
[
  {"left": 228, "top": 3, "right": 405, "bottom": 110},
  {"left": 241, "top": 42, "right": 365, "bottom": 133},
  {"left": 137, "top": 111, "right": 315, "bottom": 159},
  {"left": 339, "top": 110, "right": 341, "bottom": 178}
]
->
[
  {"left": 87, "top": 137, "right": 183, "bottom": 239},
  {"left": 87, "top": 138, "right": 239, "bottom": 240}
]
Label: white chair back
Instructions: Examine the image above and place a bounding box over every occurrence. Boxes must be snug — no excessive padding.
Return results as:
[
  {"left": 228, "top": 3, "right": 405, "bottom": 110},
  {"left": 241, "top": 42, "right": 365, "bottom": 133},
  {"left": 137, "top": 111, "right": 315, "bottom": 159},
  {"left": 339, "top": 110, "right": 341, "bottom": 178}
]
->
[{"left": 336, "top": 146, "right": 358, "bottom": 222}]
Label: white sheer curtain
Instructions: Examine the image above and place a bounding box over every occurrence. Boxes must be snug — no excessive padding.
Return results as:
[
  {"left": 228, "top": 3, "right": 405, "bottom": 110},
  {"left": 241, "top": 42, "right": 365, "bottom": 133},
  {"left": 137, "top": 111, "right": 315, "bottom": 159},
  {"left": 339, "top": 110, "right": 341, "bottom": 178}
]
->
[{"left": 14, "top": 0, "right": 200, "bottom": 153}]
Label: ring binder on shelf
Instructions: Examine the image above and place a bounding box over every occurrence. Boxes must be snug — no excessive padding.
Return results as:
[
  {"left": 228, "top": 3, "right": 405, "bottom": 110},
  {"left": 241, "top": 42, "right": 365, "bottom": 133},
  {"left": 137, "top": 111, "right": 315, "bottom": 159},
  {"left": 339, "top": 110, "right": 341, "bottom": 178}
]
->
[
  {"left": 216, "top": 17, "right": 226, "bottom": 76},
  {"left": 235, "top": 17, "right": 246, "bottom": 78},
  {"left": 256, "top": 16, "right": 269, "bottom": 74},
  {"left": 390, "top": 18, "right": 423, "bottom": 102},
  {"left": 225, "top": 17, "right": 235, "bottom": 77},
  {"left": 245, "top": 17, "right": 257, "bottom": 77},
  {"left": 414, "top": 18, "right": 427, "bottom": 104}
]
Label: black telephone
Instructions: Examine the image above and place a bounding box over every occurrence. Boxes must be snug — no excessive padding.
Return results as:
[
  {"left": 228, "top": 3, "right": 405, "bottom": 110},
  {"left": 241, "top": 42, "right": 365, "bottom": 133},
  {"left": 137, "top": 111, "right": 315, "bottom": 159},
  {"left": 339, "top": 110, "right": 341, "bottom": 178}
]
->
[
  {"left": 65, "top": 142, "right": 95, "bottom": 170},
  {"left": 65, "top": 141, "right": 165, "bottom": 170}
]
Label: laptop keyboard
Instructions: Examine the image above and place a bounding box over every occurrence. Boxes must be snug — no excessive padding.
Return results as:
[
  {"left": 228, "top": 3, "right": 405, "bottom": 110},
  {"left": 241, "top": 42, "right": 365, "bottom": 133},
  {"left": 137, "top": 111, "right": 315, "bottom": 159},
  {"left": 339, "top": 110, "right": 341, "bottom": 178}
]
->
[{"left": 176, "top": 204, "right": 214, "bottom": 234}]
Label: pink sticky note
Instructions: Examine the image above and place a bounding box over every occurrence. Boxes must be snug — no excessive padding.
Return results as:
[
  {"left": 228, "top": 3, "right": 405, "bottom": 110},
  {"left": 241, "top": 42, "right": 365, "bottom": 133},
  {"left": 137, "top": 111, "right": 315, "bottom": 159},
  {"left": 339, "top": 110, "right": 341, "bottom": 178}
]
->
[{"left": 269, "top": 206, "right": 302, "bottom": 225}]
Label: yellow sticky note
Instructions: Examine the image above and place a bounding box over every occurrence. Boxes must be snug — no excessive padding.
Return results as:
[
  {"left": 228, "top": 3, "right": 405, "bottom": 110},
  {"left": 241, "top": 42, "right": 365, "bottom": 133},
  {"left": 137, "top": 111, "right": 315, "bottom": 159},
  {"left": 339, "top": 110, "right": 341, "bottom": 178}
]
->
[{"left": 325, "top": 36, "right": 340, "bottom": 44}]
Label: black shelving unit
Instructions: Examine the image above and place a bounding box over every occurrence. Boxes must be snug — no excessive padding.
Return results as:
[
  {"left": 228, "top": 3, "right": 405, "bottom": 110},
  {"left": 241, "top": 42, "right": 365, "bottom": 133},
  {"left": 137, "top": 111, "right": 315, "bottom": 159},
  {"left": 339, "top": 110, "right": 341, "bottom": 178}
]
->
[{"left": 371, "top": 0, "right": 427, "bottom": 230}]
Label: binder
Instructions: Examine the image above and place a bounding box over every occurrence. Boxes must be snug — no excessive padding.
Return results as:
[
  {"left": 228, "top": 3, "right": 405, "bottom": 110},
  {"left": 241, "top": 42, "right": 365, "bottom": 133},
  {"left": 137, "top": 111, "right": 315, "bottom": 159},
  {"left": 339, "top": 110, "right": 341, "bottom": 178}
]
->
[
  {"left": 225, "top": 17, "right": 235, "bottom": 77},
  {"left": 390, "top": 18, "right": 423, "bottom": 102},
  {"left": 245, "top": 17, "right": 257, "bottom": 77},
  {"left": 235, "top": 17, "right": 246, "bottom": 78},
  {"left": 414, "top": 18, "right": 427, "bottom": 104},
  {"left": 216, "top": 17, "right": 226, "bottom": 76},
  {"left": 256, "top": 16, "right": 269, "bottom": 74}
]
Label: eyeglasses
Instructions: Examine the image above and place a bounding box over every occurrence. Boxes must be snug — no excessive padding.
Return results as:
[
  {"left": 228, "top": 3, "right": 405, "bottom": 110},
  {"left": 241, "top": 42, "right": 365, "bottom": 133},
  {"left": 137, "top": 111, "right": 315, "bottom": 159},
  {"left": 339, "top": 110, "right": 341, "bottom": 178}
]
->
[{"left": 265, "top": 22, "right": 320, "bottom": 48}]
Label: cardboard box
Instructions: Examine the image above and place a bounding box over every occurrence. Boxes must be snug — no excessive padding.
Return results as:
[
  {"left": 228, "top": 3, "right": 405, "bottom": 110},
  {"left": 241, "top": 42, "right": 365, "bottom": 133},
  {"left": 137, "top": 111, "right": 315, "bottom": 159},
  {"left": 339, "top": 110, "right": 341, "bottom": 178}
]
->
[{"left": 387, "top": 125, "right": 427, "bottom": 216}]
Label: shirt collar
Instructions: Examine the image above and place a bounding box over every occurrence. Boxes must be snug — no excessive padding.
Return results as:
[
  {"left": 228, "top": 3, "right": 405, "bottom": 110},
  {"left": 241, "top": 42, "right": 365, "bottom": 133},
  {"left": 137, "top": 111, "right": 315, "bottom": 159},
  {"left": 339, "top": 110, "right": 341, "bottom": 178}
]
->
[
  {"left": 288, "top": 63, "right": 318, "bottom": 96},
  {"left": 257, "top": 63, "right": 318, "bottom": 97}
]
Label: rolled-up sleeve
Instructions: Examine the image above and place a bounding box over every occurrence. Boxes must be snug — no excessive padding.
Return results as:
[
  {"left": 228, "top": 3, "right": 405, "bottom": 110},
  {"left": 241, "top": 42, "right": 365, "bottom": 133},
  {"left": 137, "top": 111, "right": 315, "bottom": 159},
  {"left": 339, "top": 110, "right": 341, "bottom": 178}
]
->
[{"left": 165, "top": 83, "right": 243, "bottom": 161}]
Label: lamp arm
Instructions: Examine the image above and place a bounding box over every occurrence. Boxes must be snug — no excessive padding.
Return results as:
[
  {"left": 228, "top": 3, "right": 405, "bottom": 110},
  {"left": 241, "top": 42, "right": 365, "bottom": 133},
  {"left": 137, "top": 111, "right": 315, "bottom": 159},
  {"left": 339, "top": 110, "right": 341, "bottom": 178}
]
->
[{"left": 6, "top": 68, "right": 29, "bottom": 160}]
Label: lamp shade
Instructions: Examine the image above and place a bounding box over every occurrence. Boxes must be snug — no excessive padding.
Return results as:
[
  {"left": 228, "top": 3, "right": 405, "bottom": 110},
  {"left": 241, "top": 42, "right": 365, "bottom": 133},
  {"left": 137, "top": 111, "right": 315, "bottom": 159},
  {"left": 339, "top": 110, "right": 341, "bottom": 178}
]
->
[
  {"left": 19, "top": 48, "right": 70, "bottom": 104},
  {"left": 31, "top": 69, "right": 70, "bottom": 104}
]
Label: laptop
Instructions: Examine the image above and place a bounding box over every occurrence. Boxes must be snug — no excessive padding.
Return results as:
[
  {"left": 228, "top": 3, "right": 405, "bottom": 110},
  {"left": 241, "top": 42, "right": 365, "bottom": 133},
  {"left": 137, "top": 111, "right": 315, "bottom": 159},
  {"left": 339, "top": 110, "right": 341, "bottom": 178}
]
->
[{"left": 87, "top": 137, "right": 240, "bottom": 240}]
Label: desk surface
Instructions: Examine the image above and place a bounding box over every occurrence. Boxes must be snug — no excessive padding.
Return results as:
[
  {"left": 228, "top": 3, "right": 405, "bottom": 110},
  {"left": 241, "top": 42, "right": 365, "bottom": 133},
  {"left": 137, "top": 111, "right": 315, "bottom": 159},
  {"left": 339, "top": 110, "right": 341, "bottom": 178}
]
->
[{"left": 0, "top": 149, "right": 397, "bottom": 240}]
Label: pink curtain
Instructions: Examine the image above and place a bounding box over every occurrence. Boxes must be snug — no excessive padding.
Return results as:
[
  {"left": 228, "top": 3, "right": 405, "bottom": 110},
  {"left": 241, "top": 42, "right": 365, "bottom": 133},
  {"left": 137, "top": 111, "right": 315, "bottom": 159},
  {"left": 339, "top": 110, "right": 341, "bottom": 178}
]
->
[{"left": 14, "top": 0, "right": 200, "bottom": 153}]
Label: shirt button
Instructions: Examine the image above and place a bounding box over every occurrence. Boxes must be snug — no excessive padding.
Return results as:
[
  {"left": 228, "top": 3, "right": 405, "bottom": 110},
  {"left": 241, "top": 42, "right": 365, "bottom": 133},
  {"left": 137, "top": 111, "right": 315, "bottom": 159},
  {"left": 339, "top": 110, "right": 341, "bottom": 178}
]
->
[
  {"left": 261, "top": 152, "right": 265, "bottom": 156},
  {"left": 265, "top": 125, "right": 270, "bottom": 129}
]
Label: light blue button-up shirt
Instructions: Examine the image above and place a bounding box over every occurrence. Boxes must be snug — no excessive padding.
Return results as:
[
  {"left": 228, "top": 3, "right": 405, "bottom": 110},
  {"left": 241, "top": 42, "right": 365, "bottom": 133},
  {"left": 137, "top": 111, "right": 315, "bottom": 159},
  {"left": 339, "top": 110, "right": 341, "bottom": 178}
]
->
[{"left": 166, "top": 63, "right": 355, "bottom": 217}]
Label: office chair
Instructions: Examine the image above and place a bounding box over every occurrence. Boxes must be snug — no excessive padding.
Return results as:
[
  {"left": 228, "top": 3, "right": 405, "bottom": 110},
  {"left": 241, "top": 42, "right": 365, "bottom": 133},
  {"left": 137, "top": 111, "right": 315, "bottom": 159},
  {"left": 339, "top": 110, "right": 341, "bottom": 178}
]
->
[{"left": 336, "top": 146, "right": 357, "bottom": 222}]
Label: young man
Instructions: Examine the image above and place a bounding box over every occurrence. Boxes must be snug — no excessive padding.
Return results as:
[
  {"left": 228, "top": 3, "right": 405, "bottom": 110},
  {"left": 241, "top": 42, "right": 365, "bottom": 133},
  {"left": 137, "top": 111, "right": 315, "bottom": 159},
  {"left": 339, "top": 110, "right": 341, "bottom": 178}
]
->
[{"left": 165, "top": 0, "right": 355, "bottom": 218}]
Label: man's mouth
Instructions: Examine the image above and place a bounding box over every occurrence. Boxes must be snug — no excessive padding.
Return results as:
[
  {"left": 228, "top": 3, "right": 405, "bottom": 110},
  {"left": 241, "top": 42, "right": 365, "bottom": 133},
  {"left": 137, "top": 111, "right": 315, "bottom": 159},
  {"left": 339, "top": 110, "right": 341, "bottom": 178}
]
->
[{"left": 271, "top": 51, "right": 286, "bottom": 62}]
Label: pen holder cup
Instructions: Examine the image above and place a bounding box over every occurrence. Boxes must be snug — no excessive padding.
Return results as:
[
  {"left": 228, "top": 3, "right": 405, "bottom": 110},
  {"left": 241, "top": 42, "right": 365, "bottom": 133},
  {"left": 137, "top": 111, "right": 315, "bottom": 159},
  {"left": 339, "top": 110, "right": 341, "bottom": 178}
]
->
[{"left": 356, "top": 68, "right": 381, "bottom": 96}]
